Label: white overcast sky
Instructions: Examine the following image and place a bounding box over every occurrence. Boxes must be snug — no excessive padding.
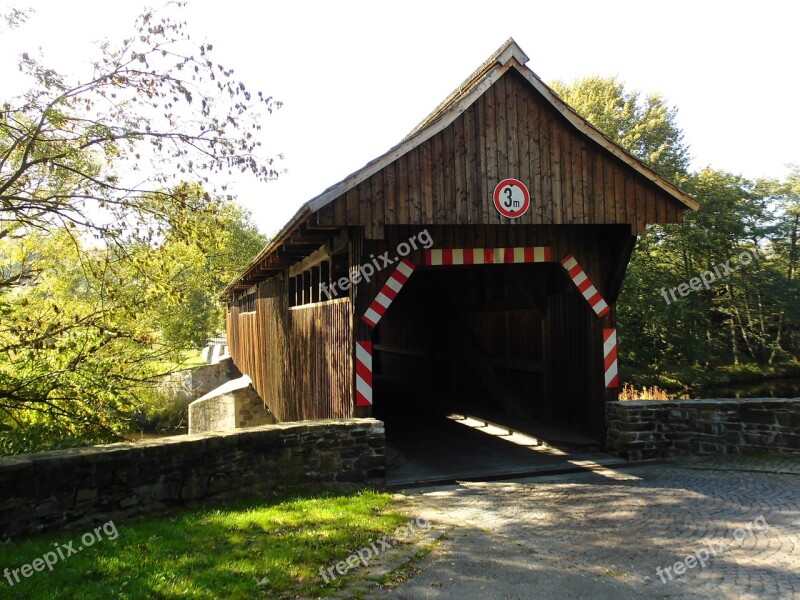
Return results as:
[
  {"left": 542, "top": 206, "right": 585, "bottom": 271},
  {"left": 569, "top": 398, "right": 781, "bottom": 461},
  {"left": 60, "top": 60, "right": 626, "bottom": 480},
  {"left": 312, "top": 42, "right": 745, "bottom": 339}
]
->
[{"left": 1, "top": 0, "right": 798, "bottom": 235}]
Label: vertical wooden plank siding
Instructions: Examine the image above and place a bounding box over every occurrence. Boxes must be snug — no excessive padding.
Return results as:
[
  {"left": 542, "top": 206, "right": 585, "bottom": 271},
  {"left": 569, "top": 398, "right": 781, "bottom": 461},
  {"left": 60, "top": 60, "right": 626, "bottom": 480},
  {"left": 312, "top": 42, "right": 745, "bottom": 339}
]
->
[
  {"left": 288, "top": 299, "right": 352, "bottom": 419},
  {"left": 396, "top": 153, "right": 410, "bottom": 224},
  {"left": 420, "top": 139, "right": 434, "bottom": 224},
  {"left": 317, "top": 70, "right": 685, "bottom": 231},
  {"left": 227, "top": 274, "right": 352, "bottom": 422},
  {"left": 539, "top": 102, "right": 554, "bottom": 225},
  {"left": 433, "top": 130, "right": 447, "bottom": 224},
  {"left": 463, "top": 102, "right": 479, "bottom": 224},
  {"left": 371, "top": 169, "right": 385, "bottom": 240},
  {"left": 529, "top": 91, "right": 543, "bottom": 225},
  {"left": 484, "top": 83, "right": 499, "bottom": 223},
  {"left": 384, "top": 161, "right": 397, "bottom": 225},
  {"left": 518, "top": 81, "right": 532, "bottom": 222}
]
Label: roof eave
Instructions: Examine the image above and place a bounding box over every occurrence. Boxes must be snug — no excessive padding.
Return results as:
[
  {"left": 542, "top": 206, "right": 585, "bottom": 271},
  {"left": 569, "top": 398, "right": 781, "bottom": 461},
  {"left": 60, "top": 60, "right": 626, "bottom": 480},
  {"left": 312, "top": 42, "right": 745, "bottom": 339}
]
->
[{"left": 508, "top": 61, "right": 700, "bottom": 211}]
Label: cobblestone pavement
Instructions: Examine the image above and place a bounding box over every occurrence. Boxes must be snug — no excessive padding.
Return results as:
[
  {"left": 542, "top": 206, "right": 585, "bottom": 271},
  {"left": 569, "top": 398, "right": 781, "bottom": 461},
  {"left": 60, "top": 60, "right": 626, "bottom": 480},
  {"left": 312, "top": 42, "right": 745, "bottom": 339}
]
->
[{"left": 368, "top": 456, "right": 800, "bottom": 599}]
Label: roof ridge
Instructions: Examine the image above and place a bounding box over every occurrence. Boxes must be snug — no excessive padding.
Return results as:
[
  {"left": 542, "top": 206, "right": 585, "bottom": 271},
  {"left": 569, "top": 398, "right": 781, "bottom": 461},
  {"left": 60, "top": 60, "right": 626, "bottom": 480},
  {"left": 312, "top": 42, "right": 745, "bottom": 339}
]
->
[{"left": 403, "top": 38, "right": 528, "bottom": 141}]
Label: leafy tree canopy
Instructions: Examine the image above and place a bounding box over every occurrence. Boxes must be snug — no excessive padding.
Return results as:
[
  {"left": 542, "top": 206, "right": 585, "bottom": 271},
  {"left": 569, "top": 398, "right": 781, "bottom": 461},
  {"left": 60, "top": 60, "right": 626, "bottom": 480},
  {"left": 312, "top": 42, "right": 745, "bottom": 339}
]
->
[
  {"left": 0, "top": 2, "right": 280, "bottom": 246},
  {"left": 550, "top": 76, "right": 690, "bottom": 182},
  {"left": 0, "top": 4, "right": 274, "bottom": 453},
  {"left": 554, "top": 77, "right": 799, "bottom": 392}
]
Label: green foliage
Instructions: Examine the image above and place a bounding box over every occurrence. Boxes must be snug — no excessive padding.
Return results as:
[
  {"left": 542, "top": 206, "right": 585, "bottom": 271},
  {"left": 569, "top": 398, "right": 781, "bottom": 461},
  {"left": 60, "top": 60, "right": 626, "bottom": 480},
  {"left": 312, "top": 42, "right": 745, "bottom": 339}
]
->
[
  {"left": 151, "top": 197, "right": 267, "bottom": 349},
  {"left": 550, "top": 76, "right": 689, "bottom": 182},
  {"left": 619, "top": 167, "right": 800, "bottom": 384},
  {"left": 0, "top": 5, "right": 273, "bottom": 453},
  {"left": 0, "top": 187, "right": 266, "bottom": 451},
  {"left": 0, "top": 490, "right": 407, "bottom": 599},
  {"left": 555, "top": 77, "right": 799, "bottom": 390}
]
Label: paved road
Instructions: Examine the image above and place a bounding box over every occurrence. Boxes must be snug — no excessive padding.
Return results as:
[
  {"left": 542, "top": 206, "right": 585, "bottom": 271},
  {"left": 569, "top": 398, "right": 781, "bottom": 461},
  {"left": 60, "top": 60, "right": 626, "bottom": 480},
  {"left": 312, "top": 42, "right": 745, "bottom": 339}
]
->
[{"left": 368, "top": 456, "right": 800, "bottom": 599}]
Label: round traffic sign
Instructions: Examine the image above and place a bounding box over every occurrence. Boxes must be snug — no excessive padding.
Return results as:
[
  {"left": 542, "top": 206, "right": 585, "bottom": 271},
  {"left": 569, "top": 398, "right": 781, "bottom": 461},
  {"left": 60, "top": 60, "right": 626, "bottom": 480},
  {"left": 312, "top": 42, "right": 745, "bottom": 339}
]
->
[{"left": 493, "top": 178, "right": 530, "bottom": 219}]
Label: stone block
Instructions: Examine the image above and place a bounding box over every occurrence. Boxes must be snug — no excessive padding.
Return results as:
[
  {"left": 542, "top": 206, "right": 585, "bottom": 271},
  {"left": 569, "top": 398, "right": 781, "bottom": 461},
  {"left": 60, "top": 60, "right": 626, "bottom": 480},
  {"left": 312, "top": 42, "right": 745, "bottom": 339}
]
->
[
  {"left": 782, "top": 434, "right": 800, "bottom": 449},
  {"left": 336, "top": 470, "right": 367, "bottom": 483},
  {"left": 740, "top": 409, "right": 777, "bottom": 425},
  {"left": 119, "top": 495, "right": 140, "bottom": 509}
]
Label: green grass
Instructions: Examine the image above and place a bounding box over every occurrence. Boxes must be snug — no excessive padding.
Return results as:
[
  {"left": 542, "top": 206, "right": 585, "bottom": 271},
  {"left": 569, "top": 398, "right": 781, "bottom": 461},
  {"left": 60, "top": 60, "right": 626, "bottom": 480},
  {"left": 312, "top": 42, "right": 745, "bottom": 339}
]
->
[
  {"left": 151, "top": 349, "right": 208, "bottom": 374},
  {"left": 0, "top": 489, "right": 408, "bottom": 599},
  {"left": 176, "top": 349, "right": 209, "bottom": 369}
]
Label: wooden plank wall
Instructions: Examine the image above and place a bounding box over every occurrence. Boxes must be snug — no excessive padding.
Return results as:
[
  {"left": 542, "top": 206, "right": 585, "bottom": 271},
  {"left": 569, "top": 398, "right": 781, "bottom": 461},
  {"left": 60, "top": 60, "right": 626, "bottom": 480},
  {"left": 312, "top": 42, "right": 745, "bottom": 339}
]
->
[
  {"left": 288, "top": 299, "right": 352, "bottom": 419},
  {"left": 314, "top": 69, "right": 684, "bottom": 236},
  {"left": 227, "top": 273, "right": 352, "bottom": 422}
]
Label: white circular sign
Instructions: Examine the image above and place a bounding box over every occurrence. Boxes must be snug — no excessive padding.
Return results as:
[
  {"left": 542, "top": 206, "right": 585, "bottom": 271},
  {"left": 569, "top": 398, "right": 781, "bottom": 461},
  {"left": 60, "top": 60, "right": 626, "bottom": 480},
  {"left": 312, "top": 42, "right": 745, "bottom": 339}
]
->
[{"left": 493, "top": 179, "right": 530, "bottom": 219}]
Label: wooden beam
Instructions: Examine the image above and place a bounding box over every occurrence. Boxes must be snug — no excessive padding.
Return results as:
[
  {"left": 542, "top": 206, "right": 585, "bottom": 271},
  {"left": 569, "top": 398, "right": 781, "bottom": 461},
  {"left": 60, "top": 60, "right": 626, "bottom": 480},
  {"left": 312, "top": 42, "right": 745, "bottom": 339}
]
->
[
  {"left": 289, "top": 232, "right": 330, "bottom": 245},
  {"left": 300, "top": 225, "right": 341, "bottom": 232},
  {"left": 281, "top": 242, "right": 319, "bottom": 253},
  {"left": 605, "top": 229, "right": 637, "bottom": 304},
  {"left": 289, "top": 243, "right": 332, "bottom": 278},
  {"left": 487, "top": 357, "right": 543, "bottom": 374},
  {"left": 506, "top": 267, "right": 548, "bottom": 316}
]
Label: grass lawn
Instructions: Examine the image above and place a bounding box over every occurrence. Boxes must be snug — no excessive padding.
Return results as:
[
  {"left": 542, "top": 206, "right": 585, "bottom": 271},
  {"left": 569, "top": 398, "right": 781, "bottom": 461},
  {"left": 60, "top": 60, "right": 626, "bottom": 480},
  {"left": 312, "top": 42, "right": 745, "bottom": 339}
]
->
[
  {"left": 151, "top": 349, "right": 208, "bottom": 374},
  {"left": 0, "top": 489, "right": 409, "bottom": 599},
  {"left": 176, "top": 349, "right": 210, "bottom": 369}
]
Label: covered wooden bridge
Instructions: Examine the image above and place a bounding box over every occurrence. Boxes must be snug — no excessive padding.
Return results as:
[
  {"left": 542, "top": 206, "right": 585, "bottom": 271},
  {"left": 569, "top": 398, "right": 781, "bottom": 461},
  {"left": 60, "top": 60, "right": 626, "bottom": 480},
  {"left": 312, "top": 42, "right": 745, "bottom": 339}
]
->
[{"left": 223, "top": 39, "right": 697, "bottom": 445}]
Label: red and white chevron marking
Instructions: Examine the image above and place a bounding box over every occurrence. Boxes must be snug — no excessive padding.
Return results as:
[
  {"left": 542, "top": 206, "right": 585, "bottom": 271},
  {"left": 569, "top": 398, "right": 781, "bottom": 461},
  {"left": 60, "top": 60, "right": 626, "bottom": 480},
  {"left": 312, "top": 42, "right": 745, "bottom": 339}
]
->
[
  {"left": 560, "top": 254, "right": 610, "bottom": 317},
  {"left": 362, "top": 259, "right": 416, "bottom": 327},
  {"left": 603, "top": 328, "right": 619, "bottom": 388},
  {"left": 425, "top": 246, "right": 551, "bottom": 266},
  {"left": 355, "top": 341, "right": 373, "bottom": 406}
]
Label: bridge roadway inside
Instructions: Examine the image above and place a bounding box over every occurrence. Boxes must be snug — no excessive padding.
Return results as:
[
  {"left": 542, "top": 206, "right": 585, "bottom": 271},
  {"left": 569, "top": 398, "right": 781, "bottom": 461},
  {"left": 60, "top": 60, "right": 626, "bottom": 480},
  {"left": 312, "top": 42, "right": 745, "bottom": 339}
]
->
[{"left": 381, "top": 402, "right": 633, "bottom": 488}]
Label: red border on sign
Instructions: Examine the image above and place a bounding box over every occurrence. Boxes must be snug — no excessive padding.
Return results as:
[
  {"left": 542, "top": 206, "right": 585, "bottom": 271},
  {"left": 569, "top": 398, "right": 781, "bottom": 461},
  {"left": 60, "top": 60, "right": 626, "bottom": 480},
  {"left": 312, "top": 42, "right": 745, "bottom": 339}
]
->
[{"left": 493, "top": 179, "right": 531, "bottom": 218}]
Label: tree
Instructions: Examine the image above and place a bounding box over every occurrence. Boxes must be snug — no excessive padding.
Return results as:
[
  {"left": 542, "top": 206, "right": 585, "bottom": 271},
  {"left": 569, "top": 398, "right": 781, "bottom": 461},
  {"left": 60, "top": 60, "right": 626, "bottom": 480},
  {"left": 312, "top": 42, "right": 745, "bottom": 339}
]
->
[
  {"left": 550, "top": 76, "right": 689, "bottom": 182},
  {"left": 148, "top": 187, "right": 268, "bottom": 349},
  {"left": 0, "top": 184, "right": 267, "bottom": 453},
  {"left": 752, "top": 167, "right": 800, "bottom": 364},
  {"left": 0, "top": 3, "right": 280, "bottom": 249},
  {"left": 0, "top": 4, "right": 278, "bottom": 453},
  {"left": 554, "top": 76, "right": 799, "bottom": 392}
]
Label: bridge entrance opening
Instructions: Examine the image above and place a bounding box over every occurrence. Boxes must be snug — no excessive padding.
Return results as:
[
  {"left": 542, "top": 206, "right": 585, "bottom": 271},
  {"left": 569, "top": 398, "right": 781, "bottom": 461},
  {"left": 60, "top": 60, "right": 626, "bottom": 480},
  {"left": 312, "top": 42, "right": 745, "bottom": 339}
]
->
[{"left": 371, "top": 264, "right": 604, "bottom": 485}]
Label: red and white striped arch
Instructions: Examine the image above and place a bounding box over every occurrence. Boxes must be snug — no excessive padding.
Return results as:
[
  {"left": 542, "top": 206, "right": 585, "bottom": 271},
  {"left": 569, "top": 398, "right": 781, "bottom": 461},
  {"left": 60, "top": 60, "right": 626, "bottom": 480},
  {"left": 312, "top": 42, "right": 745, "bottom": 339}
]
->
[
  {"left": 560, "top": 254, "right": 610, "bottom": 318},
  {"left": 425, "top": 246, "right": 551, "bottom": 266},
  {"left": 362, "top": 259, "right": 416, "bottom": 328},
  {"left": 603, "top": 328, "right": 619, "bottom": 388},
  {"left": 358, "top": 247, "right": 617, "bottom": 401},
  {"left": 355, "top": 341, "right": 373, "bottom": 406}
]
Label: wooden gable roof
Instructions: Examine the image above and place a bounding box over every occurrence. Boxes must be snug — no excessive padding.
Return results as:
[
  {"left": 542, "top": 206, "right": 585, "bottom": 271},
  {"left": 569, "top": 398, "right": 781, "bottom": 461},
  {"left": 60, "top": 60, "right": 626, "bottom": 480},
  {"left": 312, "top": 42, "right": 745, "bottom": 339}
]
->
[{"left": 225, "top": 39, "right": 697, "bottom": 295}]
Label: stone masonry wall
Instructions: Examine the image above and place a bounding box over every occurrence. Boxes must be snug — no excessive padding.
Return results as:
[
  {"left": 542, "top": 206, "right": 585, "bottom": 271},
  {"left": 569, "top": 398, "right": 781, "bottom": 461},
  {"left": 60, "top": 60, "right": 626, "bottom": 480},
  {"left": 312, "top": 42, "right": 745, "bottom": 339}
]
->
[
  {"left": 0, "top": 419, "right": 384, "bottom": 539},
  {"left": 607, "top": 398, "right": 800, "bottom": 460},
  {"left": 188, "top": 375, "right": 276, "bottom": 434}
]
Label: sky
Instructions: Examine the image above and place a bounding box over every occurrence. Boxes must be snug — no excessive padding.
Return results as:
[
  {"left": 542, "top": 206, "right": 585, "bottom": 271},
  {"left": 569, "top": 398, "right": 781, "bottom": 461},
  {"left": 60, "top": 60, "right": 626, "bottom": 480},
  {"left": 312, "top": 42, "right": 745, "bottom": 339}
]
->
[{"left": 1, "top": 0, "right": 798, "bottom": 235}]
